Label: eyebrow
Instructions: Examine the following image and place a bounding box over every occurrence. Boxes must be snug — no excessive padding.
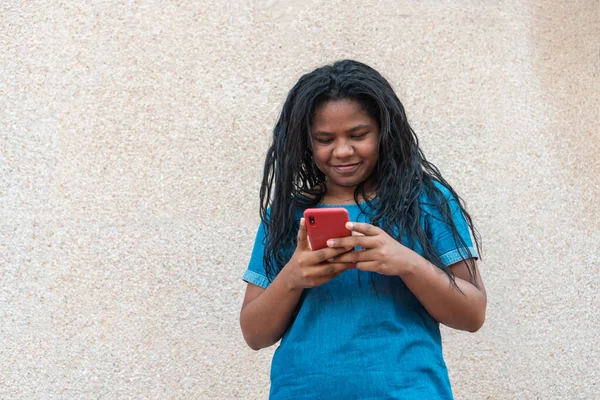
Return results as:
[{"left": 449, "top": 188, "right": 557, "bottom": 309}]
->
[{"left": 313, "top": 124, "right": 371, "bottom": 135}]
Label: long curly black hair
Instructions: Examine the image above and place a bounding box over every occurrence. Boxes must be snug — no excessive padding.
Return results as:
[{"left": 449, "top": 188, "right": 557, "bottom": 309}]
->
[{"left": 260, "top": 59, "right": 481, "bottom": 288}]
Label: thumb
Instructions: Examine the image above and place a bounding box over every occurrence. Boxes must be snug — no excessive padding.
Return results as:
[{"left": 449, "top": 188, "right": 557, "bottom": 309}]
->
[{"left": 297, "top": 218, "right": 309, "bottom": 250}]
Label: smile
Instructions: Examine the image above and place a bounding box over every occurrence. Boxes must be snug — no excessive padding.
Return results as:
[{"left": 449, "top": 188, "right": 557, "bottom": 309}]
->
[{"left": 331, "top": 163, "right": 361, "bottom": 174}]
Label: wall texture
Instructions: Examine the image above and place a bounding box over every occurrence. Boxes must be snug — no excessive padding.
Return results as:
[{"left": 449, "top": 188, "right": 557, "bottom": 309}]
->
[{"left": 1, "top": 1, "right": 598, "bottom": 398}]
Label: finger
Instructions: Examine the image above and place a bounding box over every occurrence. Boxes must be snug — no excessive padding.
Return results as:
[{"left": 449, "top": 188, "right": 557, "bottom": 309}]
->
[
  {"left": 326, "top": 235, "right": 376, "bottom": 250},
  {"left": 330, "top": 249, "right": 376, "bottom": 264},
  {"left": 313, "top": 262, "right": 352, "bottom": 276},
  {"left": 309, "top": 270, "right": 345, "bottom": 287},
  {"left": 296, "top": 218, "right": 309, "bottom": 250},
  {"left": 301, "top": 262, "right": 350, "bottom": 283},
  {"left": 355, "top": 261, "right": 378, "bottom": 272},
  {"left": 346, "top": 231, "right": 365, "bottom": 249},
  {"left": 345, "top": 222, "right": 381, "bottom": 236},
  {"left": 312, "top": 246, "right": 353, "bottom": 263},
  {"left": 322, "top": 232, "right": 361, "bottom": 251},
  {"left": 328, "top": 270, "right": 345, "bottom": 279},
  {"left": 324, "top": 269, "right": 346, "bottom": 280}
]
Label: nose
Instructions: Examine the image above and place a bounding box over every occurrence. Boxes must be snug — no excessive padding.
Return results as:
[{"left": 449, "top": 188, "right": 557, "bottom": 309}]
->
[{"left": 332, "top": 140, "right": 354, "bottom": 158}]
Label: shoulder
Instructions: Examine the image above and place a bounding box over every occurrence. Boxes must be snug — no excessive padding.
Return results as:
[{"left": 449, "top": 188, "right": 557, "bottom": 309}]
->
[
  {"left": 419, "top": 180, "right": 458, "bottom": 209},
  {"left": 429, "top": 180, "right": 456, "bottom": 200}
]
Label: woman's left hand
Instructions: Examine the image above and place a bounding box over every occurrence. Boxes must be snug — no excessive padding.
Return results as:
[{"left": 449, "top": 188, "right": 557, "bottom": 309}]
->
[{"left": 326, "top": 222, "right": 420, "bottom": 277}]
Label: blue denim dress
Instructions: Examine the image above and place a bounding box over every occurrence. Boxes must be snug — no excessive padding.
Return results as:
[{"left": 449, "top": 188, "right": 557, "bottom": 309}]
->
[{"left": 243, "top": 187, "right": 478, "bottom": 399}]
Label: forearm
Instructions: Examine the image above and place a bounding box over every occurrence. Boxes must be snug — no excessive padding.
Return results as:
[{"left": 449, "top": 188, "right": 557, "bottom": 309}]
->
[
  {"left": 240, "top": 268, "right": 303, "bottom": 350},
  {"left": 400, "top": 256, "right": 486, "bottom": 332}
]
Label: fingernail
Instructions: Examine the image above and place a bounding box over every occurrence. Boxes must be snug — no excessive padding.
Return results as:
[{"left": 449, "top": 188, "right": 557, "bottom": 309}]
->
[
  {"left": 346, "top": 222, "right": 353, "bottom": 229},
  {"left": 327, "top": 240, "right": 334, "bottom": 247}
]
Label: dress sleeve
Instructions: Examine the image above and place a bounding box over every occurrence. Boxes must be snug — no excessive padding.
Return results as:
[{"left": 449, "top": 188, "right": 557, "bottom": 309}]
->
[
  {"left": 422, "top": 184, "right": 479, "bottom": 267},
  {"left": 242, "top": 221, "right": 271, "bottom": 289}
]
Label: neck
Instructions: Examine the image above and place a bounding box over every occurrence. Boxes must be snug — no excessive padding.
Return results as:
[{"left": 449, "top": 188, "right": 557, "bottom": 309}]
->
[{"left": 322, "top": 182, "right": 376, "bottom": 205}]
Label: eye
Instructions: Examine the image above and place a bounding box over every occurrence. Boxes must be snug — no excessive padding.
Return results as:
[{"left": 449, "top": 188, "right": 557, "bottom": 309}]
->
[
  {"left": 314, "top": 138, "right": 333, "bottom": 144},
  {"left": 351, "top": 132, "right": 368, "bottom": 140}
]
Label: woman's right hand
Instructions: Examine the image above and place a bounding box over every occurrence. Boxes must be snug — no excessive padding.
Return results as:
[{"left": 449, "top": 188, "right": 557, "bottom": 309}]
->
[{"left": 281, "top": 218, "right": 354, "bottom": 290}]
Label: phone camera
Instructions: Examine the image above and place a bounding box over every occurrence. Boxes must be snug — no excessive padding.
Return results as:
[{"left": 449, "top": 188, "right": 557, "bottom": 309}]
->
[{"left": 308, "top": 216, "right": 316, "bottom": 225}]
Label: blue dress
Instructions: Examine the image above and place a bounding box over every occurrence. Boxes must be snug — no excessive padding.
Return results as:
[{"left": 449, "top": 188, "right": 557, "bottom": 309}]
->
[{"left": 243, "top": 186, "right": 478, "bottom": 399}]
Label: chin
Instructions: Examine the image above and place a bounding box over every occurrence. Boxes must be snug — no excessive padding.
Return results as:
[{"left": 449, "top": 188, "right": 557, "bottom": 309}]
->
[{"left": 333, "top": 179, "right": 364, "bottom": 188}]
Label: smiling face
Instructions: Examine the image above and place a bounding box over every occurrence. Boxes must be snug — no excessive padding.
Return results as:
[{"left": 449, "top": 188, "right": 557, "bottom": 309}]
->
[{"left": 310, "top": 99, "right": 380, "bottom": 202}]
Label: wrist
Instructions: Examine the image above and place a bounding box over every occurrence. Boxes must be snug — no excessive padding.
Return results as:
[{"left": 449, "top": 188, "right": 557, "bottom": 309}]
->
[
  {"left": 279, "top": 261, "right": 301, "bottom": 292},
  {"left": 396, "top": 250, "right": 423, "bottom": 279}
]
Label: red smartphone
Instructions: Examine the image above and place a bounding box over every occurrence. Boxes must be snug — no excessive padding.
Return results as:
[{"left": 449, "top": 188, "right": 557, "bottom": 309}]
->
[{"left": 303, "top": 208, "right": 351, "bottom": 250}]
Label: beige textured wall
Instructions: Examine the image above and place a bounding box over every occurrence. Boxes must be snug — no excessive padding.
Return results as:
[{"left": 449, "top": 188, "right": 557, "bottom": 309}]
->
[{"left": 1, "top": 1, "right": 598, "bottom": 398}]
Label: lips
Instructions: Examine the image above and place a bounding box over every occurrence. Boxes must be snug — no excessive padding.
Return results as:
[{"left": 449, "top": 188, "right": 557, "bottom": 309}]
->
[{"left": 331, "top": 163, "right": 360, "bottom": 174}]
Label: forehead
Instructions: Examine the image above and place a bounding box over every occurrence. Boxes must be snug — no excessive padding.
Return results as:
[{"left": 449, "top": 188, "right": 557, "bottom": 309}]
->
[{"left": 312, "top": 99, "right": 376, "bottom": 132}]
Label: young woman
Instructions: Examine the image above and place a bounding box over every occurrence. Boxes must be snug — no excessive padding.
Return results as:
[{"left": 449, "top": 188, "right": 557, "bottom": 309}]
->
[{"left": 240, "top": 59, "right": 486, "bottom": 399}]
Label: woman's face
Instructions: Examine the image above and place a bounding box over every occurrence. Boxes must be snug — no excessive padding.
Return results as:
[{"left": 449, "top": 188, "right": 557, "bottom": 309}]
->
[{"left": 310, "top": 99, "right": 380, "bottom": 197}]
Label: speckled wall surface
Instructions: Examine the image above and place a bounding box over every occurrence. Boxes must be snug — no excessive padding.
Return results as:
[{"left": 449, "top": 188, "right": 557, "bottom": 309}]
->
[{"left": 1, "top": 1, "right": 598, "bottom": 398}]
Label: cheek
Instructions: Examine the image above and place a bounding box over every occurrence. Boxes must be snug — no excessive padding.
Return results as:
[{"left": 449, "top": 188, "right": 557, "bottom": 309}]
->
[
  {"left": 311, "top": 148, "right": 329, "bottom": 165},
  {"left": 360, "top": 141, "right": 379, "bottom": 159}
]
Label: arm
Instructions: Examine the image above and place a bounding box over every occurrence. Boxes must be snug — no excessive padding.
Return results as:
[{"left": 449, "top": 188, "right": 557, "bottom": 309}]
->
[
  {"left": 398, "top": 257, "right": 486, "bottom": 332},
  {"left": 240, "top": 218, "right": 353, "bottom": 350},
  {"left": 328, "top": 222, "right": 487, "bottom": 332},
  {"left": 240, "top": 275, "right": 303, "bottom": 350}
]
